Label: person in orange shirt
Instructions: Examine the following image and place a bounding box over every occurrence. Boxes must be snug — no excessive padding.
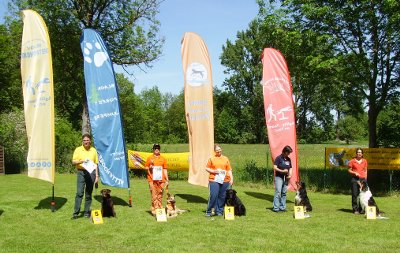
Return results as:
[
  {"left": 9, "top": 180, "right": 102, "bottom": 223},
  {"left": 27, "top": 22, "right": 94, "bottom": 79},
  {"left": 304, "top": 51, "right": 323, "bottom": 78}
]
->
[
  {"left": 348, "top": 147, "right": 368, "bottom": 214},
  {"left": 205, "top": 144, "right": 233, "bottom": 217},
  {"left": 145, "top": 143, "right": 168, "bottom": 216}
]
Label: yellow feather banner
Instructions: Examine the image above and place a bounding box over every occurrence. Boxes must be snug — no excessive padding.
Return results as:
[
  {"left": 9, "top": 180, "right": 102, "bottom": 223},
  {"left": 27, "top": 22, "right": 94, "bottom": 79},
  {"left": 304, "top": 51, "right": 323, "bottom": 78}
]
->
[{"left": 21, "top": 10, "right": 55, "bottom": 183}]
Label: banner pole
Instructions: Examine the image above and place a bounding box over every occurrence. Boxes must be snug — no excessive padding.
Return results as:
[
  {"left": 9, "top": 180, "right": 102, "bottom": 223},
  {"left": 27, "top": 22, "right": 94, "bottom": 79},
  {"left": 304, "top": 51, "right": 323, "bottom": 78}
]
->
[
  {"left": 266, "top": 147, "right": 269, "bottom": 184},
  {"left": 51, "top": 184, "right": 56, "bottom": 212},
  {"left": 324, "top": 148, "right": 327, "bottom": 189},
  {"left": 128, "top": 188, "right": 132, "bottom": 207}
]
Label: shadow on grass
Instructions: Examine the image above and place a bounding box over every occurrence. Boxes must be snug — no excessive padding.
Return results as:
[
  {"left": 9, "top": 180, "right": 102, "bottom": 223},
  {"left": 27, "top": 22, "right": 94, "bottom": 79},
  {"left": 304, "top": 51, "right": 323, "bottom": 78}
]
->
[
  {"left": 175, "top": 194, "right": 208, "bottom": 204},
  {"left": 0, "top": 210, "right": 3, "bottom": 216},
  {"left": 93, "top": 195, "right": 130, "bottom": 206},
  {"left": 34, "top": 197, "right": 67, "bottom": 211},
  {"left": 244, "top": 191, "right": 274, "bottom": 203},
  {"left": 338, "top": 208, "right": 354, "bottom": 213}
]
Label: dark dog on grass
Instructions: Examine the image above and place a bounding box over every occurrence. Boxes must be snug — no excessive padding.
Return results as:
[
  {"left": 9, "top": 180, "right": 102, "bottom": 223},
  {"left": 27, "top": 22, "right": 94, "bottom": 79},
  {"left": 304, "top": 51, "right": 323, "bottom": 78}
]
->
[
  {"left": 225, "top": 189, "right": 246, "bottom": 216},
  {"left": 294, "top": 182, "right": 313, "bottom": 212},
  {"left": 100, "top": 189, "right": 116, "bottom": 217},
  {"left": 358, "top": 180, "right": 382, "bottom": 216}
]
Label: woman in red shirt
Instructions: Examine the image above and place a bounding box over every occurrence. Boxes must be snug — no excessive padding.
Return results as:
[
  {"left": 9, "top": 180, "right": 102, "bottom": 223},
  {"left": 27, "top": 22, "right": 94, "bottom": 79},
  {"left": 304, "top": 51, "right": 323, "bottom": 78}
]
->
[{"left": 348, "top": 148, "right": 367, "bottom": 214}]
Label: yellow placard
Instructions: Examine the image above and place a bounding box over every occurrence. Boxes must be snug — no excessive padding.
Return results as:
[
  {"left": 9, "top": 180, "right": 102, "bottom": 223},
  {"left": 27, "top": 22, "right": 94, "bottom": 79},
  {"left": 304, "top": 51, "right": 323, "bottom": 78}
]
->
[
  {"left": 366, "top": 206, "right": 377, "bottom": 220},
  {"left": 294, "top": 206, "right": 305, "bottom": 219},
  {"left": 325, "top": 147, "right": 400, "bottom": 170},
  {"left": 156, "top": 208, "right": 167, "bottom": 222},
  {"left": 224, "top": 206, "right": 235, "bottom": 220},
  {"left": 91, "top": 210, "right": 103, "bottom": 224}
]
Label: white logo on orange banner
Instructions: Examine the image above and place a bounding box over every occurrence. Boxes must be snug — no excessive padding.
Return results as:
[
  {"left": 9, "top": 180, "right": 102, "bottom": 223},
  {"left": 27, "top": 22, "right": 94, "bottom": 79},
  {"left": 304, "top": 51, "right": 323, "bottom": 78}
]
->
[{"left": 186, "top": 62, "right": 208, "bottom": 87}]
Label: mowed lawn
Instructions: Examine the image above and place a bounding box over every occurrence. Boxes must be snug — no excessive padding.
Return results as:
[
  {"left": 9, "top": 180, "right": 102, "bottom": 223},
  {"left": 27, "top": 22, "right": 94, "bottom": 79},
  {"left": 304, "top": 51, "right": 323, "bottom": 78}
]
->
[{"left": 0, "top": 174, "right": 399, "bottom": 253}]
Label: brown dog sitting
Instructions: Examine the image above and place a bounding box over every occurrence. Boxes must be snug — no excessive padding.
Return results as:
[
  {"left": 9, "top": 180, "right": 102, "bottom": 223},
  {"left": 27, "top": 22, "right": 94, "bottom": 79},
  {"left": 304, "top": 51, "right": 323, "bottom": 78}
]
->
[
  {"left": 100, "top": 189, "right": 116, "bottom": 218},
  {"left": 165, "top": 193, "right": 189, "bottom": 218}
]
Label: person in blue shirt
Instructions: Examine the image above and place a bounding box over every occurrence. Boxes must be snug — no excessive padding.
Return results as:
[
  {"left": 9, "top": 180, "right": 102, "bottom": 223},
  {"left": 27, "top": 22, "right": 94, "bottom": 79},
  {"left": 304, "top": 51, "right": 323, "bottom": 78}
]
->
[{"left": 272, "top": 145, "right": 293, "bottom": 212}]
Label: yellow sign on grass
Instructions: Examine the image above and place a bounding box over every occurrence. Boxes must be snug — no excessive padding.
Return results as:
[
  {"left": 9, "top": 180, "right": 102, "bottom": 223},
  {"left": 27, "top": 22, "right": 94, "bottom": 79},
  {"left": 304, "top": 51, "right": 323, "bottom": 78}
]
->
[
  {"left": 366, "top": 206, "right": 377, "bottom": 220},
  {"left": 156, "top": 208, "right": 167, "bottom": 222},
  {"left": 91, "top": 210, "right": 103, "bottom": 224},
  {"left": 224, "top": 206, "right": 235, "bottom": 220},
  {"left": 294, "top": 206, "right": 305, "bottom": 219}
]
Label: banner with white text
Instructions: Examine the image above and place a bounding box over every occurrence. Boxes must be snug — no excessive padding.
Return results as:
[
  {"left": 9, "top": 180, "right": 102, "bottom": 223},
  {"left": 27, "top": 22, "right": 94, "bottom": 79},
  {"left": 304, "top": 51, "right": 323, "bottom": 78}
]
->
[
  {"left": 261, "top": 48, "right": 298, "bottom": 191},
  {"left": 80, "top": 29, "right": 129, "bottom": 188},
  {"left": 181, "top": 32, "right": 214, "bottom": 187},
  {"left": 21, "top": 10, "right": 55, "bottom": 183}
]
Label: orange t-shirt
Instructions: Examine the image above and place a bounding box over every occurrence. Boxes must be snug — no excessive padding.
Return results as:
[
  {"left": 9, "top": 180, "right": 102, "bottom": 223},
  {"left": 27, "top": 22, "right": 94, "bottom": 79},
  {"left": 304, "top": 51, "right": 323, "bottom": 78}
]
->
[
  {"left": 145, "top": 154, "right": 167, "bottom": 182},
  {"left": 206, "top": 155, "right": 231, "bottom": 182},
  {"left": 348, "top": 158, "right": 368, "bottom": 179}
]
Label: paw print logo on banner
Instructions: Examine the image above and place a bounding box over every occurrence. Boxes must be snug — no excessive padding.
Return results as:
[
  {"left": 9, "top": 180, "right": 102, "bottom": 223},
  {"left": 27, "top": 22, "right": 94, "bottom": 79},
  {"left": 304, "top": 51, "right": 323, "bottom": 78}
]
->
[{"left": 83, "top": 42, "right": 108, "bottom": 67}]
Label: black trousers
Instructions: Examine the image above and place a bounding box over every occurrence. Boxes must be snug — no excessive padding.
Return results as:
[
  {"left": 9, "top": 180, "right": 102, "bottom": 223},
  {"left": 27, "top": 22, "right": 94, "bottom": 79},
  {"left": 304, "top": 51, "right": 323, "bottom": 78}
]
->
[
  {"left": 350, "top": 177, "right": 366, "bottom": 212},
  {"left": 73, "top": 170, "right": 95, "bottom": 216}
]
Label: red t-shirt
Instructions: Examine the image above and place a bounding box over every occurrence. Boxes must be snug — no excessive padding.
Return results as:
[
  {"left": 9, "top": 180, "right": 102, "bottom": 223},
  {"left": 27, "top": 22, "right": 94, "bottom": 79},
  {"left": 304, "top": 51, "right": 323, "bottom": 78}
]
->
[{"left": 348, "top": 158, "right": 368, "bottom": 179}]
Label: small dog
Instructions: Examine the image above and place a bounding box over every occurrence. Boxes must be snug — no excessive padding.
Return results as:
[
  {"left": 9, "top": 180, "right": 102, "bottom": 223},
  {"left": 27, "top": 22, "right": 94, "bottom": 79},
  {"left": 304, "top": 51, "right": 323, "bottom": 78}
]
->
[
  {"left": 358, "top": 180, "right": 381, "bottom": 216},
  {"left": 294, "top": 182, "right": 313, "bottom": 212},
  {"left": 165, "top": 193, "right": 189, "bottom": 218},
  {"left": 225, "top": 189, "right": 246, "bottom": 216},
  {"left": 100, "top": 189, "right": 116, "bottom": 217}
]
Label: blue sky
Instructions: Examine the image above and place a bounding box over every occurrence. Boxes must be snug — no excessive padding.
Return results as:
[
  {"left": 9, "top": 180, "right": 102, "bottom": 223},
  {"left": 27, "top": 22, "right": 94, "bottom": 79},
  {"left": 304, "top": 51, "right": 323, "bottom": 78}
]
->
[{"left": 0, "top": 0, "right": 260, "bottom": 94}]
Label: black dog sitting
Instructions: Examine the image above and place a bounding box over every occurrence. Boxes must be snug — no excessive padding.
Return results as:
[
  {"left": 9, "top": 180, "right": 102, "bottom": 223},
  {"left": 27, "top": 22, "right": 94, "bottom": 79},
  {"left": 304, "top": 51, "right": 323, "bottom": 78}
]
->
[
  {"left": 100, "top": 189, "right": 116, "bottom": 217},
  {"left": 294, "top": 182, "right": 312, "bottom": 212},
  {"left": 358, "top": 180, "right": 381, "bottom": 216},
  {"left": 225, "top": 189, "right": 246, "bottom": 216}
]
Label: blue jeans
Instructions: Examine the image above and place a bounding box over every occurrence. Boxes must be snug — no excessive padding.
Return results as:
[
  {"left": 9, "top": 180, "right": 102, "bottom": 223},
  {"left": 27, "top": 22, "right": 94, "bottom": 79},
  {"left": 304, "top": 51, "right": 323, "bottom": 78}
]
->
[
  {"left": 206, "top": 181, "right": 230, "bottom": 215},
  {"left": 273, "top": 176, "right": 288, "bottom": 211}
]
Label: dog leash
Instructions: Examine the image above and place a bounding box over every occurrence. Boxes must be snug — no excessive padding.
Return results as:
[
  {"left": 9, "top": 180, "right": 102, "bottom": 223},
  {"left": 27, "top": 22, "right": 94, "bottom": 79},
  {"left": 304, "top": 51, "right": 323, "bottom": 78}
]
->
[{"left": 164, "top": 183, "right": 169, "bottom": 197}]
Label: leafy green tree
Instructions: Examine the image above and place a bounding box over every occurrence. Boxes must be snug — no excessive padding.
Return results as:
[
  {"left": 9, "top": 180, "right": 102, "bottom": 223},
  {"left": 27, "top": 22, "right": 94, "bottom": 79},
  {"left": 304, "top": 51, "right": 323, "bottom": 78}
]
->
[
  {"left": 139, "top": 86, "right": 166, "bottom": 143},
  {"left": 0, "top": 109, "right": 27, "bottom": 171},
  {"left": 282, "top": 0, "right": 400, "bottom": 147},
  {"left": 377, "top": 101, "right": 400, "bottom": 147},
  {"left": 221, "top": 4, "right": 339, "bottom": 143},
  {"left": 0, "top": 22, "right": 23, "bottom": 113},
  {"left": 116, "top": 73, "right": 145, "bottom": 143},
  {"left": 163, "top": 91, "right": 187, "bottom": 143},
  {"left": 337, "top": 115, "right": 367, "bottom": 144},
  {"left": 54, "top": 116, "right": 81, "bottom": 172},
  {"left": 9, "top": 0, "right": 164, "bottom": 132}
]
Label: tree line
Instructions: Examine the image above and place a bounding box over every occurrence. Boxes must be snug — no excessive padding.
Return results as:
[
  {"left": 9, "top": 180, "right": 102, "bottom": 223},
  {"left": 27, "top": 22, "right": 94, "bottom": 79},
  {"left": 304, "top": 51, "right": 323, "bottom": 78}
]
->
[{"left": 0, "top": 0, "right": 399, "bottom": 170}]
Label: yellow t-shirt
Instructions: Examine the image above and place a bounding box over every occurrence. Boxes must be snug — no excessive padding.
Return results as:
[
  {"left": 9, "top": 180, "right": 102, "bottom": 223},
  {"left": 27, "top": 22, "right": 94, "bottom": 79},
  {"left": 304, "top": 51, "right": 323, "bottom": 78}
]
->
[{"left": 72, "top": 146, "right": 99, "bottom": 170}]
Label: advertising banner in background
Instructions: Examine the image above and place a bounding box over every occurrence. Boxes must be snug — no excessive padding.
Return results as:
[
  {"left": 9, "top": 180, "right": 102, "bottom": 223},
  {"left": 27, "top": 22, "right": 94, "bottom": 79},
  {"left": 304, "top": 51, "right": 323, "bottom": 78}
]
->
[
  {"left": 261, "top": 48, "right": 298, "bottom": 190},
  {"left": 80, "top": 29, "right": 129, "bottom": 188},
  {"left": 181, "top": 32, "right": 214, "bottom": 187},
  {"left": 21, "top": 10, "right": 55, "bottom": 183},
  {"left": 326, "top": 148, "right": 400, "bottom": 170},
  {"left": 128, "top": 150, "right": 190, "bottom": 171}
]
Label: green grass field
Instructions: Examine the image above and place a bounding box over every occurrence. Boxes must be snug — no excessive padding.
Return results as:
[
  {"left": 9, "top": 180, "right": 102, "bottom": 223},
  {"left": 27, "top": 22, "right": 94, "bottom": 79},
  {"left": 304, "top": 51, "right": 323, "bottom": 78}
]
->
[{"left": 0, "top": 174, "right": 399, "bottom": 253}]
